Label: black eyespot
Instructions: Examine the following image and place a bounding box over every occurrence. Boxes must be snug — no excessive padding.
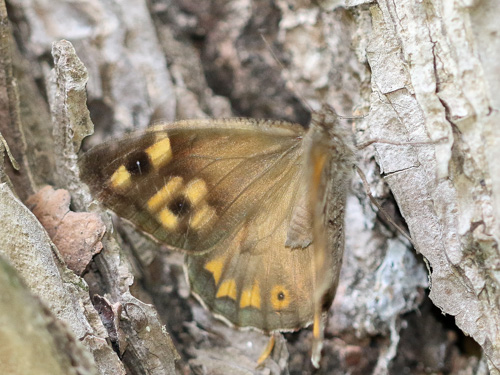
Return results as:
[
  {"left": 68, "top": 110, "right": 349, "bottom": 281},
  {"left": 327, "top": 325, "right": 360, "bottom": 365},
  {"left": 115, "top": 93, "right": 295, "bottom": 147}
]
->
[
  {"left": 277, "top": 291, "right": 285, "bottom": 301},
  {"left": 125, "top": 151, "right": 151, "bottom": 175},
  {"left": 168, "top": 197, "right": 191, "bottom": 217}
]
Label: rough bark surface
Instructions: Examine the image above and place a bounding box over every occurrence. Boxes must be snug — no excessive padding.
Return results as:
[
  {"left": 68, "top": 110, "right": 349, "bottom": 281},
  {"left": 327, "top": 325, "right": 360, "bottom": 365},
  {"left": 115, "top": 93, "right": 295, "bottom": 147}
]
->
[{"left": 0, "top": 0, "right": 497, "bottom": 374}]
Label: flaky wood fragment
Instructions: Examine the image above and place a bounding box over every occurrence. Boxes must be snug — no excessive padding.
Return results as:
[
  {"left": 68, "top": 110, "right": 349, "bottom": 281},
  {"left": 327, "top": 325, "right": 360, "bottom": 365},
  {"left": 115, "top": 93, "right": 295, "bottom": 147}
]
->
[{"left": 26, "top": 186, "right": 105, "bottom": 276}]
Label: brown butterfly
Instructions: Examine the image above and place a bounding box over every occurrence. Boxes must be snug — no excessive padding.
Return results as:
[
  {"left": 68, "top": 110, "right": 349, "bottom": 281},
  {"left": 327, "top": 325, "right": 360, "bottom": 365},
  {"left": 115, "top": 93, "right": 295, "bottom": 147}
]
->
[{"left": 78, "top": 105, "right": 355, "bottom": 366}]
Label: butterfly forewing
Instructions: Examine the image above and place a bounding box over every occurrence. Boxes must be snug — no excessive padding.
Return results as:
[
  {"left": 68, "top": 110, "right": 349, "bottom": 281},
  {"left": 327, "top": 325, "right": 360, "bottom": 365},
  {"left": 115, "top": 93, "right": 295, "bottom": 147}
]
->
[{"left": 79, "top": 119, "right": 305, "bottom": 253}]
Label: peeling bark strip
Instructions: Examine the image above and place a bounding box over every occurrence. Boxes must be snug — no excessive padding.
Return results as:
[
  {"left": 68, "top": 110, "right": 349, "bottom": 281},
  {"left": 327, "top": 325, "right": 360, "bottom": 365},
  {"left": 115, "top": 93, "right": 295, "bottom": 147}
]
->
[
  {"left": 364, "top": 1, "right": 500, "bottom": 373},
  {"left": 0, "top": 0, "right": 498, "bottom": 374}
]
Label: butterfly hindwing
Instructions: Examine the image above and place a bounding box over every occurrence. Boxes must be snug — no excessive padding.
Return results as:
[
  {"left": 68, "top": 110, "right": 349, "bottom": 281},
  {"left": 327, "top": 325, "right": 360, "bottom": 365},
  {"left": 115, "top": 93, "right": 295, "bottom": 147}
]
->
[
  {"left": 185, "top": 159, "right": 315, "bottom": 332},
  {"left": 184, "top": 107, "right": 354, "bottom": 334}
]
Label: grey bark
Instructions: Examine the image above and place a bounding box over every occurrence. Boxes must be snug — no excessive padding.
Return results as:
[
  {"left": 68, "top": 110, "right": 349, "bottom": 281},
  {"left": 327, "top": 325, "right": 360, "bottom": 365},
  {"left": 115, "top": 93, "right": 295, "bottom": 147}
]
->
[{"left": 0, "top": 0, "right": 498, "bottom": 374}]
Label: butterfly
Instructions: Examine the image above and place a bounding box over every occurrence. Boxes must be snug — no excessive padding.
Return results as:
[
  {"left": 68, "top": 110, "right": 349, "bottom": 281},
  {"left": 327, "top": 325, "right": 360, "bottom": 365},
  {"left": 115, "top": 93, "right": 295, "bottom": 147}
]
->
[{"left": 78, "top": 105, "right": 355, "bottom": 367}]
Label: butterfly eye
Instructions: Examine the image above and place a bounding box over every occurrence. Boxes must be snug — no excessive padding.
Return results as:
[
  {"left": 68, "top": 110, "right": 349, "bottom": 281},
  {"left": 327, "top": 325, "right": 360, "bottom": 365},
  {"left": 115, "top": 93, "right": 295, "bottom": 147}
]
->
[
  {"left": 125, "top": 150, "right": 151, "bottom": 176},
  {"left": 168, "top": 197, "right": 191, "bottom": 217},
  {"left": 270, "top": 285, "right": 291, "bottom": 310}
]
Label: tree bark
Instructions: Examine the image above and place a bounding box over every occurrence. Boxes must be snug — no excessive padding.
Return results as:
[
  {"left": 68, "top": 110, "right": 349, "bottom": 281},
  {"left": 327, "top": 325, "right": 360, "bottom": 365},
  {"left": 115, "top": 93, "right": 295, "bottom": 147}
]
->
[{"left": 0, "top": 0, "right": 497, "bottom": 374}]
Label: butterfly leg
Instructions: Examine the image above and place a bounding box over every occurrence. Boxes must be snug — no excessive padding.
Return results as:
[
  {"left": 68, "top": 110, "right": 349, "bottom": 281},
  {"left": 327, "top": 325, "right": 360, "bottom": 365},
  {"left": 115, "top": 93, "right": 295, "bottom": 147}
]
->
[
  {"left": 311, "top": 308, "right": 324, "bottom": 368},
  {"left": 256, "top": 334, "right": 276, "bottom": 367}
]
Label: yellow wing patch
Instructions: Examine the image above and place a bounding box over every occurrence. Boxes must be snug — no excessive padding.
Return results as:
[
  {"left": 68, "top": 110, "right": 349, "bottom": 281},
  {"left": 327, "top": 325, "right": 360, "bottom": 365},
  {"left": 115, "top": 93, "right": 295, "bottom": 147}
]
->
[
  {"left": 240, "top": 282, "right": 261, "bottom": 309},
  {"left": 108, "top": 135, "right": 172, "bottom": 192},
  {"left": 184, "top": 179, "right": 208, "bottom": 206},
  {"left": 147, "top": 176, "right": 184, "bottom": 212},
  {"left": 270, "top": 285, "right": 291, "bottom": 310},
  {"left": 146, "top": 136, "right": 172, "bottom": 169},
  {"left": 216, "top": 279, "right": 237, "bottom": 300},
  {"left": 157, "top": 208, "right": 179, "bottom": 231},
  {"left": 204, "top": 257, "right": 225, "bottom": 285},
  {"left": 146, "top": 176, "right": 217, "bottom": 233},
  {"left": 110, "top": 165, "right": 132, "bottom": 190}
]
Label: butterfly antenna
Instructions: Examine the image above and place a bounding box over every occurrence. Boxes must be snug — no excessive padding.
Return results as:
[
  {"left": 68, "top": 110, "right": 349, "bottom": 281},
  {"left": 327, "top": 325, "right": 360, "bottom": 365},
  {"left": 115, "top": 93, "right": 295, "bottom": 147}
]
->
[
  {"left": 357, "top": 136, "right": 448, "bottom": 150},
  {"left": 259, "top": 34, "right": 314, "bottom": 114},
  {"left": 355, "top": 165, "right": 415, "bottom": 246},
  {"left": 339, "top": 112, "right": 369, "bottom": 121}
]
